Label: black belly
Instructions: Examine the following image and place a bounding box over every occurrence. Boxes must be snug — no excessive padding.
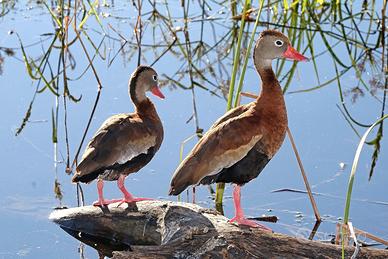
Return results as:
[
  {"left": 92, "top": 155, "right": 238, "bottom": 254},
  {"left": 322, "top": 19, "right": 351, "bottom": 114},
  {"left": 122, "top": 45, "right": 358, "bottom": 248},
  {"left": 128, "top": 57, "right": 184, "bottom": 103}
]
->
[{"left": 200, "top": 147, "right": 270, "bottom": 185}]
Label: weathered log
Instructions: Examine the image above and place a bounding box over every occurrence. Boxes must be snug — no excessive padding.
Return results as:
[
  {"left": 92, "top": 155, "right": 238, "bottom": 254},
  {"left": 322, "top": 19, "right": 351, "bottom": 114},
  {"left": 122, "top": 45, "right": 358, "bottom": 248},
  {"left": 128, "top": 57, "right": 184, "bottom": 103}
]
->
[{"left": 49, "top": 200, "right": 388, "bottom": 258}]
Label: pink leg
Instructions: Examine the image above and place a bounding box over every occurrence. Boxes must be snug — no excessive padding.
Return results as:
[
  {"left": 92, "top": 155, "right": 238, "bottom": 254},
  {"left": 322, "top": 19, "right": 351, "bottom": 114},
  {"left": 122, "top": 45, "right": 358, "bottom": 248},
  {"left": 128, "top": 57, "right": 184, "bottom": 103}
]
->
[
  {"left": 93, "top": 179, "right": 114, "bottom": 206},
  {"left": 115, "top": 175, "right": 153, "bottom": 204},
  {"left": 228, "top": 184, "right": 272, "bottom": 231}
]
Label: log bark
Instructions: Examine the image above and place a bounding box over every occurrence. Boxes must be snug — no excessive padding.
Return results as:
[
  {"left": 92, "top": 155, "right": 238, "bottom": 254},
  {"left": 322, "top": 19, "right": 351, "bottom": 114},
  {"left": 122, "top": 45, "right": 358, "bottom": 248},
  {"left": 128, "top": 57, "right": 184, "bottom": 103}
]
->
[{"left": 49, "top": 200, "right": 388, "bottom": 258}]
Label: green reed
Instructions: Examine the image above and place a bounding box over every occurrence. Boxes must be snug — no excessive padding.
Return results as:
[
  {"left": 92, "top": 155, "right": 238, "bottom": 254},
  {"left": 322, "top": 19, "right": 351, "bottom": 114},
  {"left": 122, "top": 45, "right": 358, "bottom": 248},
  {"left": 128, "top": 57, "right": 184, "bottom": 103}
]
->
[
  {"left": 216, "top": 0, "right": 265, "bottom": 209},
  {"left": 341, "top": 115, "right": 388, "bottom": 258},
  {"left": 215, "top": 0, "right": 251, "bottom": 210}
]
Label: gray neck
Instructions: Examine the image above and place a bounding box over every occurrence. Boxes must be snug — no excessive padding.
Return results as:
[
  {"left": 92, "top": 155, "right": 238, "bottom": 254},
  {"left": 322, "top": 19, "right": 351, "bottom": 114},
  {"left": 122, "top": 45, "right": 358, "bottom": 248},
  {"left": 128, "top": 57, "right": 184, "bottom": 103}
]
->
[
  {"left": 129, "top": 66, "right": 151, "bottom": 106},
  {"left": 134, "top": 91, "right": 147, "bottom": 104},
  {"left": 253, "top": 55, "right": 282, "bottom": 96},
  {"left": 254, "top": 58, "right": 272, "bottom": 72},
  {"left": 254, "top": 58, "right": 278, "bottom": 85},
  {"left": 253, "top": 44, "right": 273, "bottom": 72},
  {"left": 129, "top": 79, "right": 147, "bottom": 106}
]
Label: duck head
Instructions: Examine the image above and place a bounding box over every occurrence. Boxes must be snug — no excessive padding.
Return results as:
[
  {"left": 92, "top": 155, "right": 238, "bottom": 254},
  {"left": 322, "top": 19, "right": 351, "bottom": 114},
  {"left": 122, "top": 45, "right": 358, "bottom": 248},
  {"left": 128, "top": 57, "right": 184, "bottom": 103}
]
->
[
  {"left": 129, "top": 66, "right": 165, "bottom": 103},
  {"left": 253, "top": 30, "right": 308, "bottom": 70}
]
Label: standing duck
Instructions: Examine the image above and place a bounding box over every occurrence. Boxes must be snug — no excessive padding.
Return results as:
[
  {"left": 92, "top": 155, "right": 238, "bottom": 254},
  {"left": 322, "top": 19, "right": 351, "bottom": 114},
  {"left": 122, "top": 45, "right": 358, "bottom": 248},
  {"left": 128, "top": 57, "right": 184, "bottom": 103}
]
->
[
  {"left": 72, "top": 66, "right": 164, "bottom": 206},
  {"left": 169, "top": 30, "right": 307, "bottom": 229}
]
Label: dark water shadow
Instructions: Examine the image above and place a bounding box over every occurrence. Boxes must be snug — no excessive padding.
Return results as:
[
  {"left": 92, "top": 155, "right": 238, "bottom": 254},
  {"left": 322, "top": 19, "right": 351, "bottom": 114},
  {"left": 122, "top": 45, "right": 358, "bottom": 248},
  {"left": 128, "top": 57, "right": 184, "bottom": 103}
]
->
[{"left": 61, "top": 226, "right": 131, "bottom": 258}]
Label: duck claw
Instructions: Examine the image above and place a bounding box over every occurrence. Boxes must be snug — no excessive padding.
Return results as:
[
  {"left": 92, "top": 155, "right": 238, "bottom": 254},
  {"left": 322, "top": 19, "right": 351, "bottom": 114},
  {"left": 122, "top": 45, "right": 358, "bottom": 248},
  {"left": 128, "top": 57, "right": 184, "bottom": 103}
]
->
[
  {"left": 114, "top": 197, "right": 153, "bottom": 207},
  {"left": 92, "top": 199, "right": 118, "bottom": 206},
  {"left": 229, "top": 216, "right": 272, "bottom": 232}
]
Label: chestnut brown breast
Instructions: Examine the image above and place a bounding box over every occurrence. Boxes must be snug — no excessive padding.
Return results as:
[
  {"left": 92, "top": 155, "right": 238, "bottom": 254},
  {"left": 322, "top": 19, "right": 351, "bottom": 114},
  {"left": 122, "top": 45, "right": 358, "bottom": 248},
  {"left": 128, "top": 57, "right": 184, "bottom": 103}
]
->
[{"left": 253, "top": 71, "right": 288, "bottom": 158}]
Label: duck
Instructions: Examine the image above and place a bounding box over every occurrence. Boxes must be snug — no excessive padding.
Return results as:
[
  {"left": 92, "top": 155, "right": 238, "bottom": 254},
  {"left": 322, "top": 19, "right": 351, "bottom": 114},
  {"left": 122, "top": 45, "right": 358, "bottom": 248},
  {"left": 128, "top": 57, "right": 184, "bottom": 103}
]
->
[
  {"left": 169, "top": 30, "right": 307, "bottom": 229},
  {"left": 72, "top": 66, "right": 165, "bottom": 206}
]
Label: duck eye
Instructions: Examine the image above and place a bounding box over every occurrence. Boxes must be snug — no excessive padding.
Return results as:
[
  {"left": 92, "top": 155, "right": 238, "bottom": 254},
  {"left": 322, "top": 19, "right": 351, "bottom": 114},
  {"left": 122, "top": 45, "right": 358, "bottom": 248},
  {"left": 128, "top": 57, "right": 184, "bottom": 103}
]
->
[
  {"left": 274, "top": 40, "right": 284, "bottom": 47},
  {"left": 152, "top": 75, "right": 158, "bottom": 81}
]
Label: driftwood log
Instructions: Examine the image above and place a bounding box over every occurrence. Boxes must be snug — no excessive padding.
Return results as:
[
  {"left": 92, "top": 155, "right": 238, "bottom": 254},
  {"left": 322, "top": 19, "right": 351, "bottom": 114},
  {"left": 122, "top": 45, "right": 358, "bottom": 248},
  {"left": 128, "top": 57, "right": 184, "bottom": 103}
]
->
[{"left": 49, "top": 200, "right": 388, "bottom": 258}]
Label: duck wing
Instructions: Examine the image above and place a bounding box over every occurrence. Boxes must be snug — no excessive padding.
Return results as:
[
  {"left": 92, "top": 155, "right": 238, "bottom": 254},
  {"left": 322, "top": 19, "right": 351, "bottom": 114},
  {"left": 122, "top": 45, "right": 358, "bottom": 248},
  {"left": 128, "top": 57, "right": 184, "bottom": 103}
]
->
[
  {"left": 169, "top": 109, "right": 262, "bottom": 195},
  {"left": 200, "top": 139, "right": 270, "bottom": 185},
  {"left": 210, "top": 103, "right": 251, "bottom": 130},
  {"left": 72, "top": 114, "right": 158, "bottom": 183}
]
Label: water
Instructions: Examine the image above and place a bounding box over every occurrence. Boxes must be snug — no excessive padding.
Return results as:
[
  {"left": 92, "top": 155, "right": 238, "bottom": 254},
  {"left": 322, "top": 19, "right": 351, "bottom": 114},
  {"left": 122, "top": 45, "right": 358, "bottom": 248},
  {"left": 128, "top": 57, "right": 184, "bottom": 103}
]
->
[{"left": 0, "top": 1, "right": 387, "bottom": 258}]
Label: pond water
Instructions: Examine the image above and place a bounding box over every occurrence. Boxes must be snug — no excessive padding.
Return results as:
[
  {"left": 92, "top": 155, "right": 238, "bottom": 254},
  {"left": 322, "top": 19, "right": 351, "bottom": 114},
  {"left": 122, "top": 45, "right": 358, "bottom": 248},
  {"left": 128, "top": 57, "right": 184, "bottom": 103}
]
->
[{"left": 0, "top": 1, "right": 387, "bottom": 258}]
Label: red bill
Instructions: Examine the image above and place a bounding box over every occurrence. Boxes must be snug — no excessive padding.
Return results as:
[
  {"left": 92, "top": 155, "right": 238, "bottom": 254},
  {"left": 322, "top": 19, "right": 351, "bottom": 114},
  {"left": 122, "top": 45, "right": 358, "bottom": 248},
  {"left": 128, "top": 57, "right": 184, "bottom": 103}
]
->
[
  {"left": 282, "top": 45, "right": 309, "bottom": 61},
  {"left": 151, "top": 86, "right": 165, "bottom": 99}
]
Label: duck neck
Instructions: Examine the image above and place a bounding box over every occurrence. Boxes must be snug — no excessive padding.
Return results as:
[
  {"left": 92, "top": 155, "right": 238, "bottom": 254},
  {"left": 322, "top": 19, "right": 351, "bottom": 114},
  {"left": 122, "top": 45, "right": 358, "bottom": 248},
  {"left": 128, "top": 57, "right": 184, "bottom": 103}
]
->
[
  {"left": 129, "top": 76, "right": 148, "bottom": 107},
  {"left": 135, "top": 98, "right": 158, "bottom": 118},
  {"left": 255, "top": 59, "right": 282, "bottom": 98},
  {"left": 129, "top": 88, "right": 158, "bottom": 120},
  {"left": 129, "top": 78, "right": 158, "bottom": 118}
]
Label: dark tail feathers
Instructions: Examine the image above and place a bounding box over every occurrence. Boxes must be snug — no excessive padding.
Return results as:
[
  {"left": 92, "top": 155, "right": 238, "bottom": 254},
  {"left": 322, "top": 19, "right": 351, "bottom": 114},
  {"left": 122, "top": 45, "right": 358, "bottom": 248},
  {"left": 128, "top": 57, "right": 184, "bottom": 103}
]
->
[
  {"left": 71, "top": 169, "right": 101, "bottom": 184},
  {"left": 168, "top": 181, "right": 191, "bottom": 196}
]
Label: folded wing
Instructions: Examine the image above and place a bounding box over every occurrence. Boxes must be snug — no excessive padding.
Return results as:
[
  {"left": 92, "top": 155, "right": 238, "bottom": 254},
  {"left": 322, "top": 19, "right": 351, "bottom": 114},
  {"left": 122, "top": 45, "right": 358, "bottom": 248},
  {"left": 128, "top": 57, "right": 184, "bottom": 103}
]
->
[
  {"left": 169, "top": 109, "right": 262, "bottom": 195},
  {"left": 73, "top": 114, "right": 156, "bottom": 183}
]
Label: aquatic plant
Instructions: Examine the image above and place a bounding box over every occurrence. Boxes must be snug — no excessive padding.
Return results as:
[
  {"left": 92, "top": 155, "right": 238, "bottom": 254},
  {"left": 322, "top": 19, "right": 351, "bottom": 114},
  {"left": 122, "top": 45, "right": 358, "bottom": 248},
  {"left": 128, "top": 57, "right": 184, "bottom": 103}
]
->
[{"left": 341, "top": 114, "right": 388, "bottom": 258}]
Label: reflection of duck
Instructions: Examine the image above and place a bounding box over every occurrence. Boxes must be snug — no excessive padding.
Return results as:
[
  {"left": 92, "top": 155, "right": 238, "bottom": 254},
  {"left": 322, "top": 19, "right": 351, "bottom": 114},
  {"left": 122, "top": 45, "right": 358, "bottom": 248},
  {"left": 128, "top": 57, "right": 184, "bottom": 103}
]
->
[
  {"left": 72, "top": 66, "right": 165, "bottom": 206},
  {"left": 169, "top": 30, "right": 307, "bottom": 229}
]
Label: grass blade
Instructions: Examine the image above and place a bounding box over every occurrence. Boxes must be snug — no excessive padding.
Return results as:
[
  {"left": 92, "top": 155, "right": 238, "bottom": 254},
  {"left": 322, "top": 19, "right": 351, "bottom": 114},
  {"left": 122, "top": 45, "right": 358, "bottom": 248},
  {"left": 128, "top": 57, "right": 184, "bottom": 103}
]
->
[
  {"left": 234, "top": 1, "right": 264, "bottom": 107},
  {"left": 341, "top": 115, "right": 388, "bottom": 256},
  {"left": 216, "top": 0, "right": 251, "bottom": 208},
  {"left": 226, "top": 0, "right": 251, "bottom": 111}
]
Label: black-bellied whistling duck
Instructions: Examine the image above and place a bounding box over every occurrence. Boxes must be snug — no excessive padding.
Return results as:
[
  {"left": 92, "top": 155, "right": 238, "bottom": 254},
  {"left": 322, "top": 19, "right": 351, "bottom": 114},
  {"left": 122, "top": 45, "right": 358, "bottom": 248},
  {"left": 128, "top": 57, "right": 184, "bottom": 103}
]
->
[
  {"left": 169, "top": 30, "right": 308, "bottom": 229},
  {"left": 72, "top": 66, "right": 164, "bottom": 206}
]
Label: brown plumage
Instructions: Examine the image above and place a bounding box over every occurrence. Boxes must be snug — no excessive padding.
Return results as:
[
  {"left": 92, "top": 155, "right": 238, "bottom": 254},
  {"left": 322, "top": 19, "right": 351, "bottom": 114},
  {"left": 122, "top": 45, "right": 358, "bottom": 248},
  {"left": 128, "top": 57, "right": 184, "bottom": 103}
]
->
[
  {"left": 169, "top": 30, "right": 308, "bottom": 229},
  {"left": 72, "top": 66, "right": 164, "bottom": 206}
]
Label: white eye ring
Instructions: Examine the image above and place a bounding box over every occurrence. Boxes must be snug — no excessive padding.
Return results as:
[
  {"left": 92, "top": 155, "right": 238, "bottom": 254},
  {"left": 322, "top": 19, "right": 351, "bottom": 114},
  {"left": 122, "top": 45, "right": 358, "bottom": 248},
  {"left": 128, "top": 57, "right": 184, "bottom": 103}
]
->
[
  {"left": 274, "top": 40, "right": 284, "bottom": 47},
  {"left": 152, "top": 75, "right": 158, "bottom": 81}
]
